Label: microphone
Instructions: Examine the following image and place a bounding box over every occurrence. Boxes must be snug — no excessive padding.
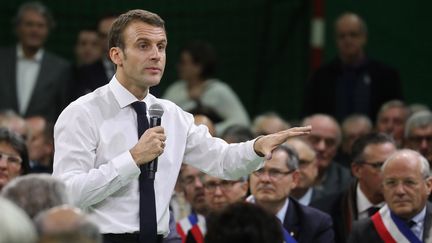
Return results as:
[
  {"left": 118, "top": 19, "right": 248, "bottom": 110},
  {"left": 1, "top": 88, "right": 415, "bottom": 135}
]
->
[{"left": 147, "top": 103, "right": 164, "bottom": 179}]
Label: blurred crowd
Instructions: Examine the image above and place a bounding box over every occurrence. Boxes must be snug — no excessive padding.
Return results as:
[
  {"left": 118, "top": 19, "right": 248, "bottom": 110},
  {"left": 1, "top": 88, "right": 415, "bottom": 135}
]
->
[{"left": 1, "top": 2, "right": 432, "bottom": 243}]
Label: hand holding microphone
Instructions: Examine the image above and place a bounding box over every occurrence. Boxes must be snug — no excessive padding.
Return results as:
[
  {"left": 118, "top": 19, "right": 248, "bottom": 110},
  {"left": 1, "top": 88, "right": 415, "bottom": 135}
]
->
[{"left": 130, "top": 103, "right": 165, "bottom": 179}]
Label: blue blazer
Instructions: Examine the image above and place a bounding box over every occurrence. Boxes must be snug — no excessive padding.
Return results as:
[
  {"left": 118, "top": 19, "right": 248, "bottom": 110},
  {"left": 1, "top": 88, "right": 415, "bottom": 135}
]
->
[{"left": 284, "top": 197, "right": 335, "bottom": 243}]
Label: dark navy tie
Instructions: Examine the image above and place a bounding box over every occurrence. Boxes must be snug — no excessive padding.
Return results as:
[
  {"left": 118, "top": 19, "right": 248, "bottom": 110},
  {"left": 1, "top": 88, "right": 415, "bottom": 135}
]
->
[{"left": 131, "top": 101, "right": 157, "bottom": 243}]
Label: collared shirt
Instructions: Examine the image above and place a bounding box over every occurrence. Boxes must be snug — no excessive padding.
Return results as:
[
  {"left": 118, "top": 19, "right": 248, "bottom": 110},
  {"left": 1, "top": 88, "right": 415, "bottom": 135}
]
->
[
  {"left": 297, "top": 187, "right": 313, "bottom": 206},
  {"left": 53, "top": 76, "right": 262, "bottom": 236},
  {"left": 276, "top": 198, "right": 289, "bottom": 223},
  {"left": 356, "top": 183, "right": 384, "bottom": 219},
  {"left": 410, "top": 206, "right": 426, "bottom": 240},
  {"left": 16, "top": 44, "right": 44, "bottom": 114}
]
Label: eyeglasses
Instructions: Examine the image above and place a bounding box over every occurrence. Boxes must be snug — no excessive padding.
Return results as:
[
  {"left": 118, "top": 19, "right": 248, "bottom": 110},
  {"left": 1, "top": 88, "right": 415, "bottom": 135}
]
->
[
  {"left": 360, "top": 161, "right": 384, "bottom": 170},
  {"left": 203, "top": 180, "right": 242, "bottom": 192},
  {"left": 181, "top": 174, "right": 203, "bottom": 186},
  {"left": 0, "top": 151, "right": 22, "bottom": 164},
  {"left": 307, "top": 135, "right": 338, "bottom": 148},
  {"left": 252, "top": 168, "right": 295, "bottom": 180},
  {"left": 298, "top": 159, "right": 315, "bottom": 168}
]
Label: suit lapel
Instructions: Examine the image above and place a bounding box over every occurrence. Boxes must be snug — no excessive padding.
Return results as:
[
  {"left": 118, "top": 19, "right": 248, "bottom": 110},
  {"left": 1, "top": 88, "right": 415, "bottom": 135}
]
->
[
  {"left": 26, "top": 51, "right": 49, "bottom": 115},
  {"left": 423, "top": 202, "right": 432, "bottom": 242},
  {"left": 4, "top": 47, "right": 19, "bottom": 110}
]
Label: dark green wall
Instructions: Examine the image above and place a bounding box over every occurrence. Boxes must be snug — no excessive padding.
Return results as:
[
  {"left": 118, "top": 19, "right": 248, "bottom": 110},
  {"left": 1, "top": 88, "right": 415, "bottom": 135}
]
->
[
  {"left": 324, "top": 0, "right": 432, "bottom": 110},
  {"left": 1, "top": 0, "right": 429, "bottom": 122}
]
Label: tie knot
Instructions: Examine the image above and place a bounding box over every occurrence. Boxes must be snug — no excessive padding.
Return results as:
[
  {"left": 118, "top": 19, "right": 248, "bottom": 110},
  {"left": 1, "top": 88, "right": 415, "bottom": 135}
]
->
[
  {"left": 131, "top": 101, "right": 147, "bottom": 115},
  {"left": 407, "top": 220, "right": 416, "bottom": 228},
  {"left": 367, "top": 206, "right": 380, "bottom": 217}
]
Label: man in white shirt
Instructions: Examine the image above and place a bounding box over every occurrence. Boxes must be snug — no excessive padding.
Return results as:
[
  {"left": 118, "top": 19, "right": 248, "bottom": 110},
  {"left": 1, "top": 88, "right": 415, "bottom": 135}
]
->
[
  {"left": 52, "top": 9, "right": 311, "bottom": 243},
  {"left": 0, "top": 2, "right": 71, "bottom": 121}
]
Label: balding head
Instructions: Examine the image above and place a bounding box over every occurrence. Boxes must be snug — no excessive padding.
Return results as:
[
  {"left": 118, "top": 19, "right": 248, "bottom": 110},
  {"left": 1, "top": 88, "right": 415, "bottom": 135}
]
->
[
  {"left": 302, "top": 114, "right": 341, "bottom": 172},
  {"left": 35, "top": 205, "right": 101, "bottom": 243},
  {"left": 335, "top": 12, "right": 367, "bottom": 64},
  {"left": 194, "top": 114, "right": 216, "bottom": 136}
]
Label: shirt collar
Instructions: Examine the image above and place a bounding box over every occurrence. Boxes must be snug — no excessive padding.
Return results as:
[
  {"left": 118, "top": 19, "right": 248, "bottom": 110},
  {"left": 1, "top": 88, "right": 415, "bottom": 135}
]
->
[
  {"left": 297, "top": 187, "right": 313, "bottom": 206},
  {"left": 411, "top": 206, "right": 427, "bottom": 226},
  {"left": 109, "top": 75, "right": 155, "bottom": 109},
  {"left": 356, "top": 183, "right": 384, "bottom": 214},
  {"left": 276, "top": 198, "right": 289, "bottom": 223},
  {"left": 16, "top": 43, "right": 44, "bottom": 61}
]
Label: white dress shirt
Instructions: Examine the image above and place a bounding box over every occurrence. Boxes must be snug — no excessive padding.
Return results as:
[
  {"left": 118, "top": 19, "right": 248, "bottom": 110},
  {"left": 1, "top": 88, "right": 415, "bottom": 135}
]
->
[
  {"left": 16, "top": 44, "right": 43, "bottom": 114},
  {"left": 356, "top": 184, "right": 384, "bottom": 219},
  {"left": 53, "top": 76, "right": 263, "bottom": 236}
]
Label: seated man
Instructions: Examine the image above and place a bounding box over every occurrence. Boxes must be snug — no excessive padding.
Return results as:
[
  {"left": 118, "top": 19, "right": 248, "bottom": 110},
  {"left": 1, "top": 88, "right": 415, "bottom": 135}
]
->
[
  {"left": 376, "top": 100, "right": 410, "bottom": 148},
  {"left": 349, "top": 149, "right": 432, "bottom": 242},
  {"left": 404, "top": 111, "right": 432, "bottom": 163},
  {"left": 311, "top": 132, "right": 396, "bottom": 243},
  {"left": 181, "top": 174, "right": 248, "bottom": 243},
  {"left": 249, "top": 145, "right": 334, "bottom": 243},
  {"left": 0, "top": 127, "right": 30, "bottom": 192},
  {"left": 205, "top": 202, "right": 284, "bottom": 243}
]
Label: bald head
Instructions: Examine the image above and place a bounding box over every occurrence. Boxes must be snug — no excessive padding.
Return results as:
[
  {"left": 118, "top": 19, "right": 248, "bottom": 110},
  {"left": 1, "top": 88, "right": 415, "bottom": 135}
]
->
[
  {"left": 194, "top": 114, "right": 216, "bottom": 136},
  {"left": 302, "top": 114, "right": 341, "bottom": 172},
  {"left": 335, "top": 12, "right": 367, "bottom": 64}
]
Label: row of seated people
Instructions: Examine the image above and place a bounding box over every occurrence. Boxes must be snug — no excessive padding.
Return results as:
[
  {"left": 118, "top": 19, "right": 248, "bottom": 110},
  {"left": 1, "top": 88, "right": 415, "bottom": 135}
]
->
[{"left": 2, "top": 122, "right": 431, "bottom": 243}]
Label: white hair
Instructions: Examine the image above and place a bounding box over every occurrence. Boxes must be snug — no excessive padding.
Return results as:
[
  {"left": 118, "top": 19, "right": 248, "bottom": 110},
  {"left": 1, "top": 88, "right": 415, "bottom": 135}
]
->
[{"left": 0, "top": 197, "right": 37, "bottom": 243}]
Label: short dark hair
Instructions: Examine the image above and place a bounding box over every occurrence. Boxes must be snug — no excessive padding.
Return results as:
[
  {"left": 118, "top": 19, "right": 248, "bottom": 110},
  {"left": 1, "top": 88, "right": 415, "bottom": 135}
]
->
[
  {"left": 0, "top": 128, "right": 29, "bottom": 175},
  {"left": 351, "top": 132, "right": 395, "bottom": 164},
  {"left": 221, "top": 125, "right": 254, "bottom": 143},
  {"left": 14, "top": 1, "right": 55, "bottom": 29},
  {"left": 109, "top": 9, "right": 165, "bottom": 51},
  {"left": 205, "top": 202, "right": 284, "bottom": 243},
  {"left": 180, "top": 40, "right": 217, "bottom": 79}
]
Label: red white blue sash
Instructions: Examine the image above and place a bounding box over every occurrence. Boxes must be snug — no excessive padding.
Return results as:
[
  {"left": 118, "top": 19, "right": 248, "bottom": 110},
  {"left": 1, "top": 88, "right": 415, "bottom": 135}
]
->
[
  {"left": 371, "top": 205, "right": 421, "bottom": 243},
  {"left": 176, "top": 213, "right": 206, "bottom": 243}
]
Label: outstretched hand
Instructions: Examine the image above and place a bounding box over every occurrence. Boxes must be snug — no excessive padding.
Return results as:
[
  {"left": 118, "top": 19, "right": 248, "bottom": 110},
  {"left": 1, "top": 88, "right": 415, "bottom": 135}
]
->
[{"left": 253, "top": 126, "right": 312, "bottom": 160}]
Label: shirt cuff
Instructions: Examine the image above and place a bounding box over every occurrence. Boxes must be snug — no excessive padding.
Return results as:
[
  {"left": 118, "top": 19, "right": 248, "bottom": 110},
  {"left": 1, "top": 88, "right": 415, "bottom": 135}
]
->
[
  {"left": 111, "top": 151, "right": 141, "bottom": 183},
  {"left": 244, "top": 139, "right": 265, "bottom": 172}
]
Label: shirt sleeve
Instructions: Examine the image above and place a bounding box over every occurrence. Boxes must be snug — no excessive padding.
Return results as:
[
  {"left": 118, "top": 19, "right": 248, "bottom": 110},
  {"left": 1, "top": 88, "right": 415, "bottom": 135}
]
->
[
  {"left": 52, "top": 104, "right": 140, "bottom": 208},
  {"left": 183, "top": 117, "right": 263, "bottom": 180}
]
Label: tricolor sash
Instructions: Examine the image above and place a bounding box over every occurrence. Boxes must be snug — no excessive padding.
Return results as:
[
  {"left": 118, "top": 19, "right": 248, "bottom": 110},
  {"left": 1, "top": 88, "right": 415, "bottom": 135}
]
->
[
  {"left": 176, "top": 213, "right": 206, "bottom": 243},
  {"left": 281, "top": 226, "right": 298, "bottom": 243},
  {"left": 371, "top": 205, "right": 421, "bottom": 243}
]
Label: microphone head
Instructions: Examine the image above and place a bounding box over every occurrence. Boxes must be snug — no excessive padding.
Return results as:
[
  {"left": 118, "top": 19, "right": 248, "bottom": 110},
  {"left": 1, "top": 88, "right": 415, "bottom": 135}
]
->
[{"left": 148, "top": 103, "right": 164, "bottom": 118}]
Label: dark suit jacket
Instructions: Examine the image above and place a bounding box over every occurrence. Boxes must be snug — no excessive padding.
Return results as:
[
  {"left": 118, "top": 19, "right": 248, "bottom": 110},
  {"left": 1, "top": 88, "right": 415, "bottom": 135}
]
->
[
  {"left": 284, "top": 197, "right": 335, "bottom": 243},
  {"left": 302, "top": 57, "right": 403, "bottom": 122},
  {"left": 0, "top": 47, "right": 71, "bottom": 121},
  {"left": 311, "top": 180, "right": 360, "bottom": 243},
  {"left": 348, "top": 202, "right": 432, "bottom": 243},
  {"left": 71, "top": 59, "right": 109, "bottom": 102}
]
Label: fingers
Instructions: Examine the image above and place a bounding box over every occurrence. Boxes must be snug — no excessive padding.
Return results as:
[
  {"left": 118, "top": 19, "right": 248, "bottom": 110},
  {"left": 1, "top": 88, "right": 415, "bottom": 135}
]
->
[{"left": 280, "top": 125, "right": 312, "bottom": 138}]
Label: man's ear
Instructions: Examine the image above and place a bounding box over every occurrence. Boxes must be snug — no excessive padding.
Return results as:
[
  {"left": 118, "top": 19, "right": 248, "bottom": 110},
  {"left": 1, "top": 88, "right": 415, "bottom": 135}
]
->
[
  {"left": 425, "top": 177, "right": 432, "bottom": 195},
  {"left": 109, "top": 47, "right": 123, "bottom": 67},
  {"left": 351, "top": 162, "right": 362, "bottom": 178}
]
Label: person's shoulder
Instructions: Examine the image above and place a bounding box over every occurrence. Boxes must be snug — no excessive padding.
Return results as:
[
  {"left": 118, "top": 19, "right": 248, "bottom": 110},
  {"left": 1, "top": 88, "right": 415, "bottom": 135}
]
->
[
  {"left": 162, "top": 80, "right": 186, "bottom": 98},
  {"left": 366, "top": 58, "right": 398, "bottom": 72},
  {"left": 292, "top": 198, "right": 333, "bottom": 225},
  {"left": 351, "top": 217, "right": 373, "bottom": 232}
]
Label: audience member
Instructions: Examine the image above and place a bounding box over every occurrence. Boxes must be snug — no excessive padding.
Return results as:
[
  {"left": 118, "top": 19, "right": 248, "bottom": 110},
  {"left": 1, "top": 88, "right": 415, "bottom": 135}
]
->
[
  {"left": 205, "top": 202, "right": 284, "bottom": 243},
  {"left": 286, "top": 138, "right": 322, "bottom": 205},
  {"left": 404, "top": 111, "right": 432, "bottom": 163},
  {"left": 1, "top": 173, "right": 69, "bottom": 218},
  {"left": 72, "top": 14, "right": 117, "bottom": 100},
  {"left": 221, "top": 124, "right": 254, "bottom": 144},
  {"left": 0, "top": 196, "right": 37, "bottom": 243},
  {"left": 0, "top": 127, "right": 29, "bottom": 191},
  {"left": 409, "top": 103, "right": 430, "bottom": 115},
  {"left": 0, "top": 109, "right": 29, "bottom": 140},
  {"left": 302, "top": 114, "right": 351, "bottom": 197},
  {"left": 302, "top": 12, "right": 403, "bottom": 122},
  {"left": 348, "top": 149, "right": 432, "bottom": 242},
  {"left": 337, "top": 114, "right": 372, "bottom": 167},
  {"left": 163, "top": 40, "right": 250, "bottom": 135},
  {"left": 26, "top": 116, "right": 54, "bottom": 173},
  {"left": 193, "top": 114, "right": 216, "bottom": 137},
  {"left": 74, "top": 27, "right": 102, "bottom": 66},
  {"left": 312, "top": 132, "right": 396, "bottom": 243},
  {"left": 34, "top": 205, "right": 101, "bottom": 243},
  {"left": 376, "top": 100, "right": 410, "bottom": 148},
  {"left": 0, "top": 2, "right": 71, "bottom": 121},
  {"left": 175, "top": 165, "right": 207, "bottom": 242},
  {"left": 252, "top": 112, "right": 290, "bottom": 136},
  {"left": 248, "top": 145, "right": 334, "bottom": 243}
]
